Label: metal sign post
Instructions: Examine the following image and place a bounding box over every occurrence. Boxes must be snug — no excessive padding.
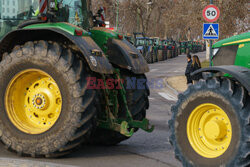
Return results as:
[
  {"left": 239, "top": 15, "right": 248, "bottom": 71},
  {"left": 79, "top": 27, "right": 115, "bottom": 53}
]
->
[
  {"left": 203, "top": 0, "right": 220, "bottom": 67},
  {"left": 209, "top": 0, "right": 213, "bottom": 67}
]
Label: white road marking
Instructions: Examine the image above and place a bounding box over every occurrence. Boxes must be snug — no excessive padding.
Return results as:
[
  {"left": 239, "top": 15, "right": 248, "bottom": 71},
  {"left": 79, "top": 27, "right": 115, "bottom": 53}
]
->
[
  {"left": 158, "top": 92, "right": 177, "bottom": 101},
  {"left": 150, "top": 69, "right": 158, "bottom": 72},
  {"left": 149, "top": 97, "right": 155, "bottom": 100}
]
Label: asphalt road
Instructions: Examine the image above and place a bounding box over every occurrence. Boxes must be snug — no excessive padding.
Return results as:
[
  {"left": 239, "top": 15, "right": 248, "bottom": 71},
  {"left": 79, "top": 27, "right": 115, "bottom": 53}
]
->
[{"left": 0, "top": 52, "right": 206, "bottom": 167}]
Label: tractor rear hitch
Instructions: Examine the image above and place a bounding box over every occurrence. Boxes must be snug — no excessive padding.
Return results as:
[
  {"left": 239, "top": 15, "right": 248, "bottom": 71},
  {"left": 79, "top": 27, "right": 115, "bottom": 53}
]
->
[
  {"left": 97, "top": 118, "right": 154, "bottom": 137},
  {"left": 97, "top": 69, "right": 154, "bottom": 137}
]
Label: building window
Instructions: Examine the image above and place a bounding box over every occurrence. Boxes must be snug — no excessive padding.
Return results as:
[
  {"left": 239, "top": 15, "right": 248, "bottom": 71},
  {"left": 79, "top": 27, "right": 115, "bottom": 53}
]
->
[
  {"left": 13, "top": 1, "right": 15, "bottom": 6},
  {"left": 3, "top": 8, "right": 5, "bottom": 13},
  {"left": 7, "top": 8, "right": 9, "bottom": 13},
  {"left": 13, "top": 8, "right": 15, "bottom": 13},
  {"left": 13, "top": 16, "right": 15, "bottom": 19},
  {"left": 3, "top": 0, "right": 4, "bottom": 5},
  {"left": 7, "top": 1, "right": 9, "bottom": 5}
]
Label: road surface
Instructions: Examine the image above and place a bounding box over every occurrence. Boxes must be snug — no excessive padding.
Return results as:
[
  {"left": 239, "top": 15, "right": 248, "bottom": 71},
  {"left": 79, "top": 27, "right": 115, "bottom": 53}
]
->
[{"left": 0, "top": 52, "right": 206, "bottom": 167}]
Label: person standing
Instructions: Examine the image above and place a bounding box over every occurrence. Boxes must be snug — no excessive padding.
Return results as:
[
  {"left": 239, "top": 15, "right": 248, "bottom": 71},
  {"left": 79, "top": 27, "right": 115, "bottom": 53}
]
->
[
  {"left": 185, "top": 54, "right": 193, "bottom": 85},
  {"left": 191, "top": 55, "right": 202, "bottom": 84}
]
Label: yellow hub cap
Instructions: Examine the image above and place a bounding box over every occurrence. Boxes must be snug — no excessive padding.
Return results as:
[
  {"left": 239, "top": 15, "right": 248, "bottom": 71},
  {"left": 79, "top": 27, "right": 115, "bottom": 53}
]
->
[
  {"left": 5, "top": 69, "right": 62, "bottom": 134},
  {"left": 187, "top": 103, "right": 232, "bottom": 158}
]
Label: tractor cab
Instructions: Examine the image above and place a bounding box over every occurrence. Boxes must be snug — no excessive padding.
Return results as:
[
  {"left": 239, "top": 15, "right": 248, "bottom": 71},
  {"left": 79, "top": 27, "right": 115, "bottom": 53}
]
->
[
  {"left": 0, "top": 0, "right": 38, "bottom": 39},
  {"left": 152, "top": 37, "right": 159, "bottom": 46},
  {"left": 135, "top": 37, "right": 146, "bottom": 48},
  {"left": 161, "top": 40, "right": 168, "bottom": 46},
  {"left": 212, "top": 32, "right": 250, "bottom": 69},
  {"left": 159, "top": 40, "right": 168, "bottom": 50},
  {"left": 0, "top": 0, "right": 84, "bottom": 39},
  {"left": 146, "top": 38, "right": 154, "bottom": 46},
  {"left": 180, "top": 41, "right": 187, "bottom": 48}
]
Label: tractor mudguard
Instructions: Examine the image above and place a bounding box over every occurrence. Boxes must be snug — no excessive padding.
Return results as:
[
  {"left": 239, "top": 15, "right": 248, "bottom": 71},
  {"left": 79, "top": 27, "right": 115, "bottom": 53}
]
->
[
  {"left": 192, "top": 65, "right": 250, "bottom": 92},
  {"left": 0, "top": 28, "right": 113, "bottom": 74},
  {"left": 107, "top": 38, "right": 149, "bottom": 74}
]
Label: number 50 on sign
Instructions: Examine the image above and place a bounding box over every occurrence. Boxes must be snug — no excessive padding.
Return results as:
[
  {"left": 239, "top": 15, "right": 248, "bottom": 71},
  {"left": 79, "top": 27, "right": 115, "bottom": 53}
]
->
[{"left": 203, "top": 5, "right": 220, "bottom": 22}]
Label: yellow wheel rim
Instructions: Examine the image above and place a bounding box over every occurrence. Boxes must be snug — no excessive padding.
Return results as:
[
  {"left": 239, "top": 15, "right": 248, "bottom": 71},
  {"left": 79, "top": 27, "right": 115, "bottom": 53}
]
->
[
  {"left": 187, "top": 103, "right": 232, "bottom": 158},
  {"left": 5, "top": 69, "right": 62, "bottom": 135}
]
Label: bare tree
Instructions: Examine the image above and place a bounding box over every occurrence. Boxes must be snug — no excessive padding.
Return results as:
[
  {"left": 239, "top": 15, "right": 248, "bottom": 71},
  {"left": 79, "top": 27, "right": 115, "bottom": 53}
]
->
[{"left": 89, "top": 0, "right": 249, "bottom": 40}]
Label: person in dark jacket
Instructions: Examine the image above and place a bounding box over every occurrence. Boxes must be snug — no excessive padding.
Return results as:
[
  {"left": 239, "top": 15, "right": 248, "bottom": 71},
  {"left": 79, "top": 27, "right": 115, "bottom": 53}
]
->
[
  {"left": 185, "top": 54, "right": 193, "bottom": 85},
  {"left": 191, "top": 55, "right": 202, "bottom": 84}
]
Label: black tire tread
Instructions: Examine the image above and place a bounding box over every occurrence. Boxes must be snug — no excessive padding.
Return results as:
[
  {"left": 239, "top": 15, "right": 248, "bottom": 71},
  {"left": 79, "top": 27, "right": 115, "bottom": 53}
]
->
[
  {"left": 0, "top": 40, "right": 97, "bottom": 157},
  {"left": 169, "top": 77, "right": 250, "bottom": 167}
]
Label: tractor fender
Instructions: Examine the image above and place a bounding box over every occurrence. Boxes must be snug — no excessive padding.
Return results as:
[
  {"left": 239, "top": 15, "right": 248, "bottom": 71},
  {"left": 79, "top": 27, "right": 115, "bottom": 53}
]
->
[
  {"left": 107, "top": 38, "right": 149, "bottom": 74},
  {"left": 192, "top": 65, "right": 250, "bottom": 92},
  {"left": 0, "top": 28, "right": 113, "bottom": 74}
]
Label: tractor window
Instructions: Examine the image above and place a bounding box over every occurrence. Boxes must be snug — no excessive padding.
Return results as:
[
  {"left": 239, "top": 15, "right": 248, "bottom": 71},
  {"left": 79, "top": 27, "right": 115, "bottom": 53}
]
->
[
  {"left": 212, "top": 45, "right": 238, "bottom": 66},
  {"left": 0, "top": 0, "right": 39, "bottom": 39},
  {"left": 58, "top": 0, "right": 83, "bottom": 26},
  {"left": 148, "top": 40, "right": 153, "bottom": 45},
  {"left": 136, "top": 39, "right": 145, "bottom": 46}
]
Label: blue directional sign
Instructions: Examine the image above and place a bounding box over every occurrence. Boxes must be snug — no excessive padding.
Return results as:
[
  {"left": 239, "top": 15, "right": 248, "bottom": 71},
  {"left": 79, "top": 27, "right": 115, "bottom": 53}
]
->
[{"left": 203, "top": 23, "right": 219, "bottom": 39}]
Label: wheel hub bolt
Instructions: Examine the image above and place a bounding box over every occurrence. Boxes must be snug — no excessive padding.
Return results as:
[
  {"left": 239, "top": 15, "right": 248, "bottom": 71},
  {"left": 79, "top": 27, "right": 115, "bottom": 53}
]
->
[
  {"left": 36, "top": 98, "right": 43, "bottom": 105},
  {"left": 32, "top": 94, "right": 48, "bottom": 110}
]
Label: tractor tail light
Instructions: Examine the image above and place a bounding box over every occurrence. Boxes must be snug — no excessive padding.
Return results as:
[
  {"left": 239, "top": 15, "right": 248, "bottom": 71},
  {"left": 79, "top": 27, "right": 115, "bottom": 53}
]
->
[
  {"left": 118, "top": 35, "right": 123, "bottom": 40},
  {"left": 41, "top": 16, "right": 47, "bottom": 21},
  {"left": 75, "top": 29, "right": 83, "bottom": 36}
]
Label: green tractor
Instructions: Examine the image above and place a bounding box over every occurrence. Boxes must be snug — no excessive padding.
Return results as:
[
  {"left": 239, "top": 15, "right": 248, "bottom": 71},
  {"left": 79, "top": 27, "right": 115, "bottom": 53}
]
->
[
  {"left": 151, "top": 37, "right": 159, "bottom": 62},
  {"left": 192, "top": 41, "right": 198, "bottom": 53},
  {"left": 134, "top": 33, "right": 153, "bottom": 64},
  {"left": 186, "top": 41, "right": 194, "bottom": 54},
  {"left": 179, "top": 41, "right": 188, "bottom": 55},
  {"left": 158, "top": 39, "right": 166, "bottom": 61},
  {"left": 169, "top": 32, "right": 250, "bottom": 166},
  {"left": 167, "top": 39, "right": 176, "bottom": 59},
  {"left": 0, "top": 0, "right": 153, "bottom": 157},
  {"left": 159, "top": 39, "right": 169, "bottom": 60},
  {"left": 192, "top": 41, "right": 202, "bottom": 53}
]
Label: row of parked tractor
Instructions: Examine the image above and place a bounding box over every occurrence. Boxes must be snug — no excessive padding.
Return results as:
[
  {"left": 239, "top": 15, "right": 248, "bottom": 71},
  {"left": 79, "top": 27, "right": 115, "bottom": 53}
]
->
[{"left": 125, "top": 33, "right": 206, "bottom": 64}]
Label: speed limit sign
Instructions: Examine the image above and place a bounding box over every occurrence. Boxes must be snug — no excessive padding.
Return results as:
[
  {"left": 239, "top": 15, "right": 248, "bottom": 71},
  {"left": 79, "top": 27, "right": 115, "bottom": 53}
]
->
[{"left": 203, "top": 5, "right": 220, "bottom": 22}]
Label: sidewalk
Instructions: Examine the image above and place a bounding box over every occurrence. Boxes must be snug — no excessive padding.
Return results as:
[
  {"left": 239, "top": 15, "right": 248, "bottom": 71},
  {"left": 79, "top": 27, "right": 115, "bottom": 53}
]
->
[
  {"left": 165, "top": 76, "right": 187, "bottom": 93},
  {"left": 0, "top": 158, "right": 75, "bottom": 167},
  {"left": 147, "top": 52, "right": 207, "bottom": 97}
]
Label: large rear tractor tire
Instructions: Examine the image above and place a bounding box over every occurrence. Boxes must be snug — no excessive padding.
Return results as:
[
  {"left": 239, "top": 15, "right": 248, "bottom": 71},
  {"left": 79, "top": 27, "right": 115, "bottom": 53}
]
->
[
  {"left": 145, "top": 51, "right": 152, "bottom": 64},
  {"left": 0, "top": 41, "right": 97, "bottom": 157},
  {"left": 169, "top": 77, "right": 250, "bottom": 167},
  {"left": 90, "top": 71, "right": 150, "bottom": 145},
  {"left": 158, "top": 50, "right": 164, "bottom": 61},
  {"left": 163, "top": 49, "right": 168, "bottom": 60},
  {"left": 178, "top": 48, "right": 181, "bottom": 56},
  {"left": 154, "top": 50, "right": 158, "bottom": 62},
  {"left": 167, "top": 50, "right": 172, "bottom": 59}
]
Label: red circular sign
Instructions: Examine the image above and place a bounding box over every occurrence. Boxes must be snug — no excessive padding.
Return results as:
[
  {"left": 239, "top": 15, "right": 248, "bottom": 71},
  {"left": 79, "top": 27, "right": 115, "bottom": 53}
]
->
[{"left": 203, "top": 5, "right": 220, "bottom": 22}]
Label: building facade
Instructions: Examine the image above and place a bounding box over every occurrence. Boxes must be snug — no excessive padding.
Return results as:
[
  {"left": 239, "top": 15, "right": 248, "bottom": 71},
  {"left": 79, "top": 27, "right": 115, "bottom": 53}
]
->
[
  {"left": 0, "top": 0, "right": 34, "bottom": 19},
  {"left": 1, "top": 0, "right": 18, "bottom": 19}
]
